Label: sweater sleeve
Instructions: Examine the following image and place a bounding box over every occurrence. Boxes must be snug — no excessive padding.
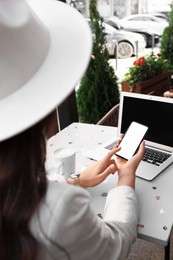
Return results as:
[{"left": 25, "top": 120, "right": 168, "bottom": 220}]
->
[
  {"left": 43, "top": 184, "right": 139, "bottom": 260},
  {"left": 104, "top": 186, "right": 139, "bottom": 259}
]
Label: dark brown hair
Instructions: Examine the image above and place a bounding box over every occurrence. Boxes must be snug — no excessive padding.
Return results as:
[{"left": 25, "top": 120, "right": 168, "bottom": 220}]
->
[{"left": 0, "top": 119, "right": 47, "bottom": 260}]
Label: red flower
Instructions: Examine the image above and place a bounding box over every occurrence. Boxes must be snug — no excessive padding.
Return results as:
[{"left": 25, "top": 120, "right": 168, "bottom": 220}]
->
[
  {"left": 138, "top": 57, "right": 145, "bottom": 65},
  {"left": 133, "top": 56, "right": 145, "bottom": 66},
  {"left": 133, "top": 60, "right": 138, "bottom": 66}
]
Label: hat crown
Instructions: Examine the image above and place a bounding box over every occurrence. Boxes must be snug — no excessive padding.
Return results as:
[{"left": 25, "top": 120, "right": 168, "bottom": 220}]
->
[
  {"left": 0, "top": 0, "right": 50, "bottom": 99},
  {"left": 0, "top": 0, "right": 29, "bottom": 27}
]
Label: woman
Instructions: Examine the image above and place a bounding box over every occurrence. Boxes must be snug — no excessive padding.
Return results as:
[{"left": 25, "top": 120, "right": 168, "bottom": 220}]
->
[
  {"left": 0, "top": 0, "right": 145, "bottom": 259},
  {"left": 0, "top": 116, "right": 144, "bottom": 260}
]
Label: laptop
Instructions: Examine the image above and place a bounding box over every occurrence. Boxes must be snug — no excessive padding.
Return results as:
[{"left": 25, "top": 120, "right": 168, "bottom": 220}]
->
[{"left": 85, "top": 92, "right": 173, "bottom": 181}]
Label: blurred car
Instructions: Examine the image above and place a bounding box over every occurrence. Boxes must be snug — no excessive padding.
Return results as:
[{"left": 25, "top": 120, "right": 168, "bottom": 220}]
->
[
  {"left": 147, "top": 12, "right": 168, "bottom": 21},
  {"left": 104, "top": 17, "right": 160, "bottom": 47},
  {"left": 119, "top": 14, "right": 168, "bottom": 36},
  {"left": 102, "top": 22, "right": 146, "bottom": 59}
]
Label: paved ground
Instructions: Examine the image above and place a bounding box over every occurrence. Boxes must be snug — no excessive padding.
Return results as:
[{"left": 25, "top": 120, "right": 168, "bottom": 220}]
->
[{"left": 127, "top": 230, "right": 173, "bottom": 259}]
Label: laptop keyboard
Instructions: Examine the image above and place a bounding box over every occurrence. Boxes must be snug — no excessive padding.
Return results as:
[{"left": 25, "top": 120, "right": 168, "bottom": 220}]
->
[
  {"left": 142, "top": 147, "right": 171, "bottom": 166},
  {"left": 105, "top": 141, "right": 116, "bottom": 150},
  {"left": 105, "top": 142, "right": 171, "bottom": 166}
]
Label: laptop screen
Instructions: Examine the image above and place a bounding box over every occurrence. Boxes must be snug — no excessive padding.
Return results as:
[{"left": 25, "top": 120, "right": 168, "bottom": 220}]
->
[{"left": 118, "top": 92, "right": 173, "bottom": 148}]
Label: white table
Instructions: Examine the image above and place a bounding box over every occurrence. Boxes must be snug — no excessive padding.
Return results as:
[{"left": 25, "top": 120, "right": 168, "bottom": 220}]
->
[{"left": 46, "top": 122, "right": 173, "bottom": 258}]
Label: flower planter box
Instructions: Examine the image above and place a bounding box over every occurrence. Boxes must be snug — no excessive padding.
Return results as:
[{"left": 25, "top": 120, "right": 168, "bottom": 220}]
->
[
  {"left": 140, "top": 71, "right": 172, "bottom": 96},
  {"left": 122, "top": 72, "right": 172, "bottom": 96}
]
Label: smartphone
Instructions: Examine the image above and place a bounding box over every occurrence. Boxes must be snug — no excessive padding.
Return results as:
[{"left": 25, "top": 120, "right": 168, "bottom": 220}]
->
[{"left": 115, "top": 121, "right": 148, "bottom": 160}]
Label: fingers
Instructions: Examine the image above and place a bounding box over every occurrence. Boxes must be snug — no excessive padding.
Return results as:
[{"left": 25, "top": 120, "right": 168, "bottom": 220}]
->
[
  {"left": 119, "top": 133, "right": 124, "bottom": 140},
  {"left": 104, "top": 144, "right": 121, "bottom": 157},
  {"left": 106, "top": 146, "right": 120, "bottom": 159},
  {"left": 135, "top": 141, "right": 145, "bottom": 159},
  {"left": 114, "top": 134, "right": 123, "bottom": 148},
  {"left": 129, "top": 141, "right": 145, "bottom": 168},
  {"left": 109, "top": 163, "right": 118, "bottom": 173},
  {"left": 114, "top": 141, "right": 119, "bottom": 147},
  {"left": 101, "top": 163, "right": 117, "bottom": 179},
  {"left": 108, "top": 159, "right": 116, "bottom": 165}
]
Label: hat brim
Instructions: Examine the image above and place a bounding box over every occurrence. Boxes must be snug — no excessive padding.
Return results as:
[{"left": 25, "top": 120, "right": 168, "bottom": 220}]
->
[{"left": 0, "top": 0, "right": 92, "bottom": 141}]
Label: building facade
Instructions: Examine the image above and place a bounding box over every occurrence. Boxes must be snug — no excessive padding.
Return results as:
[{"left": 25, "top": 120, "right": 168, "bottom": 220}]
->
[{"left": 67, "top": 0, "right": 171, "bottom": 18}]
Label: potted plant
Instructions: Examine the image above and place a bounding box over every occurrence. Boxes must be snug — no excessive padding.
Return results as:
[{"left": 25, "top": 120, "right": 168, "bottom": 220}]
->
[{"left": 121, "top": 52, "right": 173, "bottom": 96}]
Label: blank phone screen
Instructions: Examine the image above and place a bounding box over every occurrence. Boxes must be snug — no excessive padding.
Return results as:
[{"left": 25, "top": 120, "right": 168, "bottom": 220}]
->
[{"left": 116, "top": 121, "right": 148, "bottom": 160}]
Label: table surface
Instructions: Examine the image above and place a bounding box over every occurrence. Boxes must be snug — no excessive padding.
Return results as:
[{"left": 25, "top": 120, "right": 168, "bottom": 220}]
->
[{"left": 46, "top": 122, "right": 173, "bottom": 247}]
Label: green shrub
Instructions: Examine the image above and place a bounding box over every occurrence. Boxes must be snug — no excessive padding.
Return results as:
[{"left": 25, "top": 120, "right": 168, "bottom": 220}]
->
[
  {"left": 77, "top": 0, "right": 119, "bottom": 124},
  {"left": 160, "top": 4, "right": 173, "bottom": 66}
]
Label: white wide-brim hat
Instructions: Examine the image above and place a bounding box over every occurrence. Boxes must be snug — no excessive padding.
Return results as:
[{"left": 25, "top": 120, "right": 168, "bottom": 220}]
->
[{"left": 0, "top": 0, "right": 92, "bottom": 141}]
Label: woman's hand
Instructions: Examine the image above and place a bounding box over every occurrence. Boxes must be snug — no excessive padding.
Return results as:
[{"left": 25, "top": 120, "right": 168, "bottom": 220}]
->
[
  {"left": 116, "top": 141, "right": 145, "bottom": 189},
  {"left": 79, "top": 146, "right": 121, "bottom": 188},
  {"left": 67, "top": 135, "right": 145, "bottom": 189}
]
